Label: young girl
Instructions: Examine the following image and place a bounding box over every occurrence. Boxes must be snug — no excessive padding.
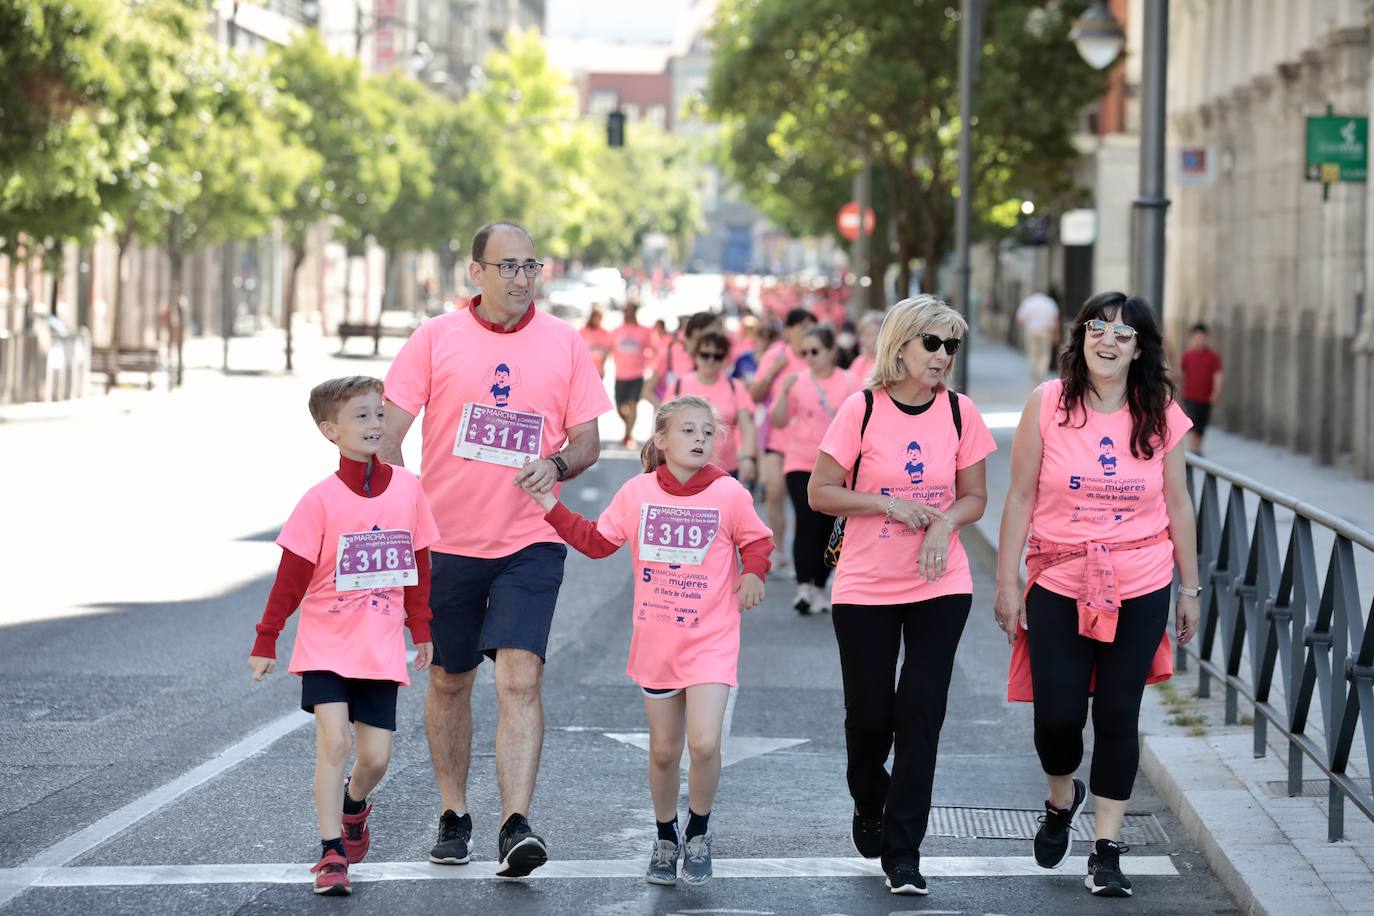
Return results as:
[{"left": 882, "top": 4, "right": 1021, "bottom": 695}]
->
[{"left": 519, "top": 396, "right": 772, "bottom": 887}]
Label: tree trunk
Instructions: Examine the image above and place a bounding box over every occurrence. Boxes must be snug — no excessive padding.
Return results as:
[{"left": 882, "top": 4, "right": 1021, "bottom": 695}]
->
[
  {"left": 111, "top": 230, "right": 132, "bottom": 351},
  {"left": 5, "top": 251, "right": 18, "bottom": 334},
  {"left": 867, "top": 218, "right": 891, "bottom": 310},
  {"left": 283, "top": 242, "right": 306, "bottom": 373},
  {"left": 382, "top": 246, "right": 398, "bottom": 313},
  {"left": 166, "top": 229, "right": 184, "bottom": 387}
]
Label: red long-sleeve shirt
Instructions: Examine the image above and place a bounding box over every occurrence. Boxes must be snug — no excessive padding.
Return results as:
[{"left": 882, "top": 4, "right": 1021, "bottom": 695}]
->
[
  {"left": 545, "top": 463, "right": 772, "bottom": 579},
  {"left": 251, "top": 455, "right": 432, "bottom": 659}
]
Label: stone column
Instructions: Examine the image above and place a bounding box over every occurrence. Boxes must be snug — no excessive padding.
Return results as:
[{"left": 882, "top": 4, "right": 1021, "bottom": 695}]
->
[
  {"left": 1268, "top": 62, "right": 1305, "bottom": 447},
  {"left": 1295, "top": 49, "right": 1327, "bottom": 454},
  {"left": 1357, "top": 7, "right": 1374, "bottom": 477}
]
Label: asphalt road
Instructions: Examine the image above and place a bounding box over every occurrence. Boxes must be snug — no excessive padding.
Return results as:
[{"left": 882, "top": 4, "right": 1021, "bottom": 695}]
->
[{"left": 1, "top": 346, "right": 1242, "bottom": 915}]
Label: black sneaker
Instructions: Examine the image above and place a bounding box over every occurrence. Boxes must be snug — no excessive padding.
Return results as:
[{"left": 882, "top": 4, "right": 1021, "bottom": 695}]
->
[
  {"left": 884, "top": 862, "right": 928, "bottom": 896},
  {"left": 429, "top": 810, "right": 472, "bottom": 865},
  {"left": 496, "top": 814, "right": 549, "bottom": 878},
  {"left": 1085, "top": 839, "right": 1133, "bottom": 897},
  {"left": 1033, "top": 777, "right": 1086, "bottom": 869},
  {"left": 851, "top": 809, "right": 882, "bottom": 859}
]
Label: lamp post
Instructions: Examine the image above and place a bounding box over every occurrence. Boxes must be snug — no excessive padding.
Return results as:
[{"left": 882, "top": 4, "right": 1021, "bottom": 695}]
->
[
  {"left": 953, "top": 0, "right": 984, "bottom": 394},
  {"left": 1072, "top": 0, "right": 1168, "bottom": 324}
]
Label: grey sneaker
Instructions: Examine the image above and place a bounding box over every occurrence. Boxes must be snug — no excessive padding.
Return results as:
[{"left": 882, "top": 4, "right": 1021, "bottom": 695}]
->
[
  {"left": 645, "top": 838, "right": 680, "bottom": 885},
  {"left": 681, "top": 833, "right": 713, "bottom": 885}
]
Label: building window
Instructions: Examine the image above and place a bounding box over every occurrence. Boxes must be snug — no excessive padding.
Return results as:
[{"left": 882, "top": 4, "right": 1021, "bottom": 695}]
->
[{"left": 588, "top": 90, "right": 619, "bottom": 117}]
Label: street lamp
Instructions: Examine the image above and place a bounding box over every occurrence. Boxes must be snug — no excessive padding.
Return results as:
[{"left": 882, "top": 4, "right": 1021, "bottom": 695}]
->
[
  {"left": 1072, "top": 0, "right": 1168, "bottom": 326},
  {"left": 1070, "top": 2, "right": 1126, "bottom": 71}
]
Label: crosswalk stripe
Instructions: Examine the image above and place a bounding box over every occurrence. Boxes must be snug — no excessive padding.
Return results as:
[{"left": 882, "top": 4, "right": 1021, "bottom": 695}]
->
[{"left": 0, "top": 855, "right": 1179, "bottom": 888}]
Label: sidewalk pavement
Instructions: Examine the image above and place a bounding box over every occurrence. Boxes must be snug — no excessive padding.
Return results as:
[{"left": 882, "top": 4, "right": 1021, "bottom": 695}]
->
[{"left": 964, "top": 334, "right": 1374, "bottom": 916}]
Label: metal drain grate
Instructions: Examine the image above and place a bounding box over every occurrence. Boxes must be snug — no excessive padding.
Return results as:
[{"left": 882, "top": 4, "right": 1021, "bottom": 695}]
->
[
  {"left": 927, "top": 806, "right": 1169, "bottom": 845},
  {"left": 1264, "top": 778, "right": 1373, "bottom": 799}
]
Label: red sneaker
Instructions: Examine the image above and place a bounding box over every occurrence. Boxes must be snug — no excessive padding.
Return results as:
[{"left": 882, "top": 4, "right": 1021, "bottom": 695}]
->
[
  {"left": 310, "top": 849, "right": 351, "bottom": 896},
  {"left": 342, "top": 804, "right": 373, "bottom": 863}
]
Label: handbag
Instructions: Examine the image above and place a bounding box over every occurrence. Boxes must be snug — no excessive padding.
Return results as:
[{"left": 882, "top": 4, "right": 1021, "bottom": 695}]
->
[{"left": 823, "top": 389, "right": 963, "bottom": 568}]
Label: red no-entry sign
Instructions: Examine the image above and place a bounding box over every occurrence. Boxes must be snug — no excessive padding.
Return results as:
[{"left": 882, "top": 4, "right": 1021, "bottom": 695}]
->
[{"left": 836, "top": 201, "right": 876, "bottom": 240}]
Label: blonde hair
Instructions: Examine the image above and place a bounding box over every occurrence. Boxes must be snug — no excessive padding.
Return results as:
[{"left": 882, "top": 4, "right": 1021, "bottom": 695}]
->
[
  {"left": 309, "top": 375, "right": 384, "bottom": 424},
  {"left": 868, "top": 296, "right": 968, "bottom": 390},
  {"left": 640, "top": 396, "right": 719, "bottom": 472}
]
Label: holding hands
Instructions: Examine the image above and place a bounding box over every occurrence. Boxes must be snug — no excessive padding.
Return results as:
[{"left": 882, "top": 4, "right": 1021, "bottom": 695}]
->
[
  {"left": 735, "top": 572, "right": 765, "bottom": 611},
  {"left": 518, "top": 459, "right": 559, "bottom": 510}
]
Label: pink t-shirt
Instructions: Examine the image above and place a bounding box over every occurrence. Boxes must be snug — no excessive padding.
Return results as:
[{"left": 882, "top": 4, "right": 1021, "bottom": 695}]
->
[
  {"left": 820, "top": 389, "right": 997, "bottom": 606},
  {"left": 581, "top": 326, "right": 613, "bottom": 374},
  {"left": 760, "top": 341, "right": 809, "bottom": 455},
  {"left": 781, "top": 368, "right": 862, "bottom": 474},
  {"left": 1031, "top": 379, "right": 1191, "bottom": 599},
  {"left": 652, "top": 339, "right": 694, "bottom": 383},
  {"left": 610, "top": 324, "right": 654, "bottom": 380},
  {"left": 675, "top": 371, "right": 755, "bottom": 473},
  {"left": 277, "top": 468, "right": 440, "bottom": 684},
  {"left": 596, "top": 472, "right": 773, "bottom": 688},
  {"left": 384, "top": 306, "right": 613, "bottom": 558},
  {"left": 849, "top": 354, "right": 875, "bottom": 386}
]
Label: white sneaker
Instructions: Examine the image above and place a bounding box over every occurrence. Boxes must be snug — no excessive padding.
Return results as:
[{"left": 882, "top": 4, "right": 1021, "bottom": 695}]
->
[
  {"left": 792, "top": 585, "right": 812, "bottom": 614},
  {"left": 813, "top": 586, "right": 831, "bottom": 614}
]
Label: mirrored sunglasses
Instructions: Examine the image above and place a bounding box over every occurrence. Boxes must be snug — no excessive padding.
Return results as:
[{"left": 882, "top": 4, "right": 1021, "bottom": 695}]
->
[{"left": 1084, "top": 319, "right": 1137, "bottom": 343}]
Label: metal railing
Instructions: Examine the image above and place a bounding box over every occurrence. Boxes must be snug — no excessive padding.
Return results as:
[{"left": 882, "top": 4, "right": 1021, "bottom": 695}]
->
[{"left": 1182, "top": 455, "right": 1374, "bottom": 841}]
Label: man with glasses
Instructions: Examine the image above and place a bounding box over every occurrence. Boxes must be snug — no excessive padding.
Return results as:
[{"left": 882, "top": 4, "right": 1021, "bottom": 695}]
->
[{"left": 381, "top": 221, "right": 612, "bottom": 878}]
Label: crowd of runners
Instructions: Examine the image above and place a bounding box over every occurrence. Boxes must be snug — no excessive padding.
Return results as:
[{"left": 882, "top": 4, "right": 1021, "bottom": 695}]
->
[{"left": 250, "top": 221, "right": 1201, "bottom": 901}]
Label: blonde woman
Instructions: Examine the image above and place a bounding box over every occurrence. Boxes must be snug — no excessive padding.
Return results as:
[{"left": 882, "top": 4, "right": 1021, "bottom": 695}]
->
[{"left": 808, "top": 296, "right": 997, "bottom": 896}]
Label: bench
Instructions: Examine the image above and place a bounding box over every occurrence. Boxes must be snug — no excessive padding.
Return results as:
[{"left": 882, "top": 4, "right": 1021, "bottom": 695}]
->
[
  {"left": 90, "top": 347, "right": 166, "bottom": 393},
  {"left": 337, "top": 321, "right": 417, "bottom": 355}
]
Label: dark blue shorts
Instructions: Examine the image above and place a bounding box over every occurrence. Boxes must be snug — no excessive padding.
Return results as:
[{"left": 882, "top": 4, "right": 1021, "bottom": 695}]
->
[
  {"left": 300, "top": 671, "right": 399, "bottom": 731},
  {"left": 429, "top": 542, "right": 568, "bottom": 674}
]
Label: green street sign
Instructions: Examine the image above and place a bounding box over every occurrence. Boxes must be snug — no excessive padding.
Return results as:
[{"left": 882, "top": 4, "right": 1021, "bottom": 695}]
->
[{"left": 1306, "top": 116, "right": 1367, "bottom": 182}]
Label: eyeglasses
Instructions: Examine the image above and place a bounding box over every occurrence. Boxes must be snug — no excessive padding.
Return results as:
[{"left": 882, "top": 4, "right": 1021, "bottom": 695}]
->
[
  {"left": 1083, "top": 319, "right": 1137, "bottom": 343},
  {"left": 802, "top": 348, "right": 826, "bottom": 357},
  {"left": 918, "top": 334, "right": 961, "bottom": 355},
  {"left": 697, "top": 351, "right": 726, "bottom": 362},
  {"left": 476, "top": 259, "right": 544, "bottom": 280}
]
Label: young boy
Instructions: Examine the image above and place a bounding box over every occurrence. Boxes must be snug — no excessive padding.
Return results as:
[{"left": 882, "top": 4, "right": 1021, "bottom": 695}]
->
[{"left": 249, "top": 376, "right": 439, "bottom": 896}]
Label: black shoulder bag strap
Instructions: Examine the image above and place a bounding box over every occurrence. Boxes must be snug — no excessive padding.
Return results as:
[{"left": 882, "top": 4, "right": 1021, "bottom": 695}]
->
[
  {"left": 948, "top": 388, "right": 962, "bottom": 440},
  {"left": 849, "top": 389, "right": 876, "bottom": 487}
]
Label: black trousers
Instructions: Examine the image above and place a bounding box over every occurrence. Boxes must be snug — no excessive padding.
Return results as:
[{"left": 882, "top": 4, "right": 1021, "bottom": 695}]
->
[
  {"left": 832, "top": 595, "right": 971, "bottom": 868},
  {"left": 1026, "top": 583, "right": 1171, "bottom": 800},
  {"left": 785, "top": 470, "right": 834, "bottom": 587}
]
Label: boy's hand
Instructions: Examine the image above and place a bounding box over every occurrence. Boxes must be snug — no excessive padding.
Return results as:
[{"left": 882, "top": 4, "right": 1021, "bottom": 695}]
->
[
  {"left": 413, "top": 642, "right": 433, "bottom": 672},
  {"left": 735, "top": 572, "right": 765, "bottom": 611},
  {"left": 248, "top": 655, "right": 275, "bottom": 681}
]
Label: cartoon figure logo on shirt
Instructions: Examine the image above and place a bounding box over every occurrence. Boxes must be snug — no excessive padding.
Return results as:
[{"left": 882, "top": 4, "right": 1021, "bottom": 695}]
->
[
  {"left": 904, "top": 441, "right": 925, "bottom": 484},
  {"left": 486, "top": 363, "right": 522, "bottom": 407},
  {"left": 1098, "top": 437, "right": 1118, "bottom": 477}
]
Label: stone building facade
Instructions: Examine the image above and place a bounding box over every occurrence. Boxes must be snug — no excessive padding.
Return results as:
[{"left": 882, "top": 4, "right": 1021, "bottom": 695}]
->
[{"left": 1167, "top": 0, "right": 1374, "bottom": 476}]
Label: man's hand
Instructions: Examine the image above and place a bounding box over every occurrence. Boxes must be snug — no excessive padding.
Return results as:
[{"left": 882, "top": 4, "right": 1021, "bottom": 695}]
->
[
  {"left": 248, "top": 655, "right": 275, "bottom": 681},
  {"left": 413, "top": 642, "right": 433, "bottom": 671},
  {"left": 514, "top": 457, "right": 560, "bottom": 495},
  {"left": 735, "top": 572, "right": 765, "bottom": 611}
]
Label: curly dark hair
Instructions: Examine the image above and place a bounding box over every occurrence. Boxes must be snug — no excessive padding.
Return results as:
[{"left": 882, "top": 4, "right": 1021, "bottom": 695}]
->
[{"left": 1058, "top": 292, "right": 1177, "bottom": 460}]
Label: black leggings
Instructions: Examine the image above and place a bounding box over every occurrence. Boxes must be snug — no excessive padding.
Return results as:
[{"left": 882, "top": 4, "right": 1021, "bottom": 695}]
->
[
  {"left": 785, "top": 471, "right": 834, "bottom": 587},
  {"left": 1026, "top": 583, "right": 1171, "bottom": 801},
  {"left": 832, "top": 595, "right": 971, "bottom": 868}
]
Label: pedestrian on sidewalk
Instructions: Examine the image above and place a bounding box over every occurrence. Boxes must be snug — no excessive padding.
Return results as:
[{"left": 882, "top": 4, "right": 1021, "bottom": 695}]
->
[
  {"left": 381, "top": 221, "right": 613, "bottom": 879},
  {"left": 1179, "top": 322, "right": 1223, "bottom": 454},
  {"left": 611, "top": 301, "right": 654, "bottom": 447},
  {"left": 520, "top": 396, "right": 773, "bottom": 887},
  {"left": 993, "top": 292, "right": 1202, "bottom": 899},
  {"left": 749, "top": 308, "right": 817, "bottom": 577},
  {"left": 808, "top": 296, "right": 997, "bottom": 897},
  {"left": 248, "top": 376, "right": 440, "bottom": 897},
  {"left": 771, "top": 325, "right": 862, "bottom": 614},
  {"left": 1016, "top": 289, "right": 1061, "bottom": 384},
  {"left": 671, "top": 329, "right": 758, "bottom": 483},
  {"left": 580, "top": 308, "right": 613, "bottom": 379}
]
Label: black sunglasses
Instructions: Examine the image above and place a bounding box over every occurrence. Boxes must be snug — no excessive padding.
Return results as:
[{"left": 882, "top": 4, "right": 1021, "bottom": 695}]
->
[
  {"left": 697, "top": 351, "right": 726, "bottom": 362},
  {"left": 918, "top": 333, "right": 961, "bottom": 355},
  {"left": 802, "top": 347, "right": 827, "bottom": 357}
]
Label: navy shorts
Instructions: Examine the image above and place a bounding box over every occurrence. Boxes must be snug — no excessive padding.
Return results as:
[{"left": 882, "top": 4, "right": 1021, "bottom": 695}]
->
[
  {"left": 1182, "top": 398, "right": 1212, "bottom": 433},
  {"left": 300, "top": 671, "right": 399, "bottom": 731},
  {"left": 429, "top": 543, "right": 568, "bottom": 674},
  {"left": 614, "top": 378, "right": 644, "bottom": 407}
]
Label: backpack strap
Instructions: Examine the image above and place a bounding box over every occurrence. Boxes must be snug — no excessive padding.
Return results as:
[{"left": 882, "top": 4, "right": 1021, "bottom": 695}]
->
[
  {"left": 674, "top": 377, "right": 682, "bottom": 397},
  {"left": 948, "top": 389, "right": 962, "bottom": 440},
  {"left": 847, "top": 389, "right": 875, "bottom": 489}
]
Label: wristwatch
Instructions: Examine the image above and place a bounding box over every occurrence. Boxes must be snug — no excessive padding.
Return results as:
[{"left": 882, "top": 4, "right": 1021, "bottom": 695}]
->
[
  {"left": 550, "top": 454, "right": 569, "bottom": 481},
  {"left": 1178, "top": 584, "right": 1202, "bottom": 598}
]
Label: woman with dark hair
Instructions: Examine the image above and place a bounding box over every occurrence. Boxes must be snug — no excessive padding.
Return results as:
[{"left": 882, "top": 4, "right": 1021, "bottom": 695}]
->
[
  {"left": 771, "top": 324, "right": 861, "bottom": 614},
  {"left": 673, "top": 330, "right": 758, "bottom": 482},
  {"left": 994, "top": 292, "right": 1201, "bottom": 899}
]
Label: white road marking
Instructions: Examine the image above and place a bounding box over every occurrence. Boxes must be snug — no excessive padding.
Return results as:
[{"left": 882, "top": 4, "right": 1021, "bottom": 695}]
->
[
  {"left": 981, "top": 411, "right": 1023, "bottom": 430},
  {"left": 0, "top": 710, "right": 311, "bottom": 908},
  {"left": 604, "top": 732, "right": 809, "bottom": 769},
  {"left": 0, "top": 856, "right": 1180, "bottom": 888}
]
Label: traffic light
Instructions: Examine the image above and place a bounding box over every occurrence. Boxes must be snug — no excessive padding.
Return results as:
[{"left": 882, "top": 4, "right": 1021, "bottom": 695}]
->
[{"left": 607, "top": 110, "right": 625, "bottom": 148}]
